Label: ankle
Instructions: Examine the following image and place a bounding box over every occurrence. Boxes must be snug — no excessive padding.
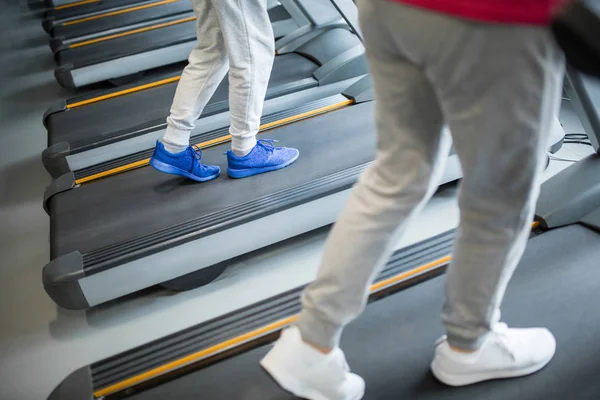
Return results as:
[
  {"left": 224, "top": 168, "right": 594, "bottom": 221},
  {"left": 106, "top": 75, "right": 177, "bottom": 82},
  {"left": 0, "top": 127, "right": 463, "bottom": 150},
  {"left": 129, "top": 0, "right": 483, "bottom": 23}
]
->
[
  {"left": 232, "top": 148, "right": 251, "bottom": 157},
  {"left": 303, "top": 339, "right": 333, "bottom": 355},
  {"left": 449, "top": 345, "right": 478, "bottom": 354},
  {"left": 161, "top": 139, "right": 187, "bottom": 154}
]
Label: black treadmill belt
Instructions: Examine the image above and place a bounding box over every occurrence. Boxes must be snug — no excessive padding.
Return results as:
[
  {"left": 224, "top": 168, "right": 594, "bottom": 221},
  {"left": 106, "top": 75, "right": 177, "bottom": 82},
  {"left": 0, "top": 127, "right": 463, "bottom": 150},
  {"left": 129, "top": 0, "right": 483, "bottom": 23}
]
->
[
  {"left": 47, "top": 53, "right": 317, "bottom": 148},
  {"left": 50, "top": 102, "right": 376, "bottom": 259},
  {"left": 56, "top": 19, "right": 196, "bottom": 68},
  {"left": 128, "top": 224, "right": 600, "bottom": 400},
  {"left": 49, "top": 0, "right": 148, "bottom": 21},
  {"left": 52, "top": 2, "right": 193, "bottom": 39}
]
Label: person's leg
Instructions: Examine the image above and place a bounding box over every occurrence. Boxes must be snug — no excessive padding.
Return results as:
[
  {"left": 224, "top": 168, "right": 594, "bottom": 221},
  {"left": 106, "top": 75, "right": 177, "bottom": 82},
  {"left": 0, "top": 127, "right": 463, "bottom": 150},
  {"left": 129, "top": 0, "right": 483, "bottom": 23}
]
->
[
  {"left": 149, "top": 0, "right": 227, "bottom": 181},
  {"left": 212, "top": 0, "right": 298, "bottom": 177},
  {"left": 261, "top": 1, "right": 451, "bottom": 398},
  {"left": 425, "top": 12, "right": 565, "bottom": 386},
  {"left": 162, "top": 0, "right": 229, "bottom": 153}
]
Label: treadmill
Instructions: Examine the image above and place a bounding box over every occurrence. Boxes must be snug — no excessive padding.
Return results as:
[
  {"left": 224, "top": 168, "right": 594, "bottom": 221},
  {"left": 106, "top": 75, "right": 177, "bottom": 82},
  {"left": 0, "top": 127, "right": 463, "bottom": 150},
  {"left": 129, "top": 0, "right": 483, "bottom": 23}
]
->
[
  {"left": 46, "top": 69, "right": 600, "bottom": 400},
  {"left": 45, "top": 0, "right": 300, "bottom": 53},
  {"left": 51, "top": 0, "right": 345, "bottom": 88},
  {"left": 42, "top": 2, "right": 367, "bottom": 179},
  {"left": 40, "top": 0, "right": 464, "bottom": 310},
  {"left": 42, "top": 77, "right": 461, "bottom": 310}
]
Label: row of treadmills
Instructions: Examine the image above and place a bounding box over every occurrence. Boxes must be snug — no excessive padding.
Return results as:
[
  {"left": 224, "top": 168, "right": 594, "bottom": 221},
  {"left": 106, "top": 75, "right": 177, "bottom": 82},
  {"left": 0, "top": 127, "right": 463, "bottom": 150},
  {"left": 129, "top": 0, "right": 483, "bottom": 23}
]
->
[{"left": 40, "top": 0, "right": 600, "bottom": 399}]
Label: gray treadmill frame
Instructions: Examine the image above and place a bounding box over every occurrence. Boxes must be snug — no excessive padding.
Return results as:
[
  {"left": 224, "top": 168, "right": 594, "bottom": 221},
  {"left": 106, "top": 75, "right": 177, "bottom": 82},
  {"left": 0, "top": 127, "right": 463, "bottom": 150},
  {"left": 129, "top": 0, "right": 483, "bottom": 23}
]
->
[{"left": 536, "top": 68, "right": 600, "bottom": 228}]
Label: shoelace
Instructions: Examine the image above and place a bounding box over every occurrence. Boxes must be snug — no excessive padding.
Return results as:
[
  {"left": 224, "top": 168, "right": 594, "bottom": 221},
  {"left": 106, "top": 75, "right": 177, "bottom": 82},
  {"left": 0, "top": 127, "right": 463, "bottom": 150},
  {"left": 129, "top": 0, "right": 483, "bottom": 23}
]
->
[
  {"left": 190, "top": 145, "right": 203, "bottom": 160},
  {"left": 490, "top": 322, "right": 518, "bottom": 361},
  {"left": 257, "top": 139, "right": 278, "bottom": 152},
  {"left": 190, "top": 145, "right": 213, "bottom": 172}
]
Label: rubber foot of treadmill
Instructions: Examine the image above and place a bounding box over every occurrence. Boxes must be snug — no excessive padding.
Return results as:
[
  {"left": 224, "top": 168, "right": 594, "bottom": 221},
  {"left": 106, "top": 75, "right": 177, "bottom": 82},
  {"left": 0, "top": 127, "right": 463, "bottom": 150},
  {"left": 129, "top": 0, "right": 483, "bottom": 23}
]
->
[{"left": 159, "top": 264, "right": 228, "bottom": 291}]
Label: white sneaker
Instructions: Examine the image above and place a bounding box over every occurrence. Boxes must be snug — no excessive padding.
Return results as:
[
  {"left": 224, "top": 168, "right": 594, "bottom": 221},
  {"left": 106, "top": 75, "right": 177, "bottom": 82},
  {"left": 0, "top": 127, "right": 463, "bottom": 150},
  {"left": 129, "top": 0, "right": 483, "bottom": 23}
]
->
[
  {"left": 260, "top": 326, "right": 365, "bottom": 400},
  {"left": 431, "top": 322, "right": 556, "bottom": 386}
]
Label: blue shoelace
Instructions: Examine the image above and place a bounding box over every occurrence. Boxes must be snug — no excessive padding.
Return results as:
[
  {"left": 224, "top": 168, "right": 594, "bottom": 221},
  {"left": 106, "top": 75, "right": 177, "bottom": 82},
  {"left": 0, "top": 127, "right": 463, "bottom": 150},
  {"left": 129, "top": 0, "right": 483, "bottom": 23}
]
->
[
  {"left": 190, "top": 145, "right": 203, "bottom": 160},
  {"left": 256, "top": 139, "right": 278, "bottom": 152}
]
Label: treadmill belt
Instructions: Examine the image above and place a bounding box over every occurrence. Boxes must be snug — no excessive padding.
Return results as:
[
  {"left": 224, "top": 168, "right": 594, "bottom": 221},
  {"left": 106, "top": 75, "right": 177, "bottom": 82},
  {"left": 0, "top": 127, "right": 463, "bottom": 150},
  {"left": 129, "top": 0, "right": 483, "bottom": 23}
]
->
[
  {"left": 128, "top": 224, "right": 600, "bottom": 400},
  {"left": 47, "top": 53, "right": 317, "bottom": 149},
  {"left": 52, "top": 2, "right": 193, "bottom": 39},
  {"left": 55, "top": 18, "right": 196, "bottom": 68},
  {"left": 49, "top": 0, "right": 151, "bottom": 21},
  {"left": 49, "top": 102, "right": 376, "bottom": 260}
]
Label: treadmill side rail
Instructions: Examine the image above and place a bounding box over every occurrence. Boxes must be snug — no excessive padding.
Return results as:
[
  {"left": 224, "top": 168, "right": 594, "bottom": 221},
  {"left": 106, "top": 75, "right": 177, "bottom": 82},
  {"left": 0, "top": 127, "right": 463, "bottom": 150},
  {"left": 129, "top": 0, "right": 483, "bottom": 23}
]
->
[
  {"left": 47, "top": 366, "right": 93, "bottom": 400},
  {"left": 43, "top": 100, "right": 67, "bottom": 129},
  {"left": 44, "top": 172, "right": 76, "bottom": 215},
  {"left": 55, "top": 64, "right": 76, "bottom": 89},
  {"left": 314, "top": 44, "right": 367, "bottom": 86},
  {"left": 342, "top": 74, "right": 373, "bottom": 104},
  {"left": 42, "top": 142, "right": 72, "bottom": 179},
  {"left": 52, "top": 40, "right": 69, "bottom": 55},
  {"left": 50, "top": 37, "right": 66, "bottom": 54},
  {"left": 565, "top": 67, "right": 600, "bottom": 152},
  {"left": 276, "top": 21, "right": 346, "bottom": 54},
  {"left": 536, "top": 154, "right": 600, "bottom": 228},
  {"left": 42, "top": 15, "right": 55, "bottom": 34},
  {"left": 580, "top": 205, "right": 600, "bottom": 233},
  {"left": 43, "top": 251, "right": 90, "bottom": 310}
]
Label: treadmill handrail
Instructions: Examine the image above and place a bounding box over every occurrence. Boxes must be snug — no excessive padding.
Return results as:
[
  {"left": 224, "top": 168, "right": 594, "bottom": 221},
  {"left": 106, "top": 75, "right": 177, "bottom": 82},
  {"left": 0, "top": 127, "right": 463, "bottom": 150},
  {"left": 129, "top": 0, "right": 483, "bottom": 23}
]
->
[
  {"left": 328, "top": 0, "right": 363, "bottom": 42},
  {"left": 565, "top": 66, "right": 600, "bottom": 153}
]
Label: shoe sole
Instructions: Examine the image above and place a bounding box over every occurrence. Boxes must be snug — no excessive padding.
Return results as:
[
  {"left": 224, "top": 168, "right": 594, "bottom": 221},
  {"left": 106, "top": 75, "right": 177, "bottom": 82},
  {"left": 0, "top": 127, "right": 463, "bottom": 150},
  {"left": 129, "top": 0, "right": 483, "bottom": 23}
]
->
[
  {"left": 260, "top": 358, "right": 364, "bottom": 400},
  {"left": 430, "top": 353, "right": 554, "bottom": 387},
  {"left": 227, "top": 152, "right": 299, "bottom": 179},
  {"left": 150, "top": 158, "right": 220, "bottom": 182}
]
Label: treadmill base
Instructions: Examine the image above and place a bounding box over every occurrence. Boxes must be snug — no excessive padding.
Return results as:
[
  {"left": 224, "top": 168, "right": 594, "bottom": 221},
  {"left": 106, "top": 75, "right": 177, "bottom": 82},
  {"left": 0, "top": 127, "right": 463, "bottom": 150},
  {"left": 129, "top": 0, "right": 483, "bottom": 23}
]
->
[{"left": 160, "top": 263, "right": 228, "bottom": 292}]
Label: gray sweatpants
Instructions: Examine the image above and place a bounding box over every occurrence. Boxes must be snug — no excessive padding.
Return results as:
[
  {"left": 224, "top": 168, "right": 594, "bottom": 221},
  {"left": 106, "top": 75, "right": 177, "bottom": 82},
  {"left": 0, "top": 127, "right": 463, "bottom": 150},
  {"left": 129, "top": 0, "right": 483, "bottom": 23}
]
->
[
  {"left": 163, "top": 0, "right": 274, "bottom": 154},
  {"left": 296, "top": 0, "right": 565, "bottom": 350}
]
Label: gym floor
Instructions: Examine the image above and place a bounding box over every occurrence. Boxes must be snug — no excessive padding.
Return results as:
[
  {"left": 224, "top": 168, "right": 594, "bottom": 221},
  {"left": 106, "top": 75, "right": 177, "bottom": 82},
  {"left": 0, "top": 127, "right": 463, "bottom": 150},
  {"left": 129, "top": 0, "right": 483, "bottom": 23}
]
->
[{"left": 0, "top": 1, "right": 595, "bottom": 399}]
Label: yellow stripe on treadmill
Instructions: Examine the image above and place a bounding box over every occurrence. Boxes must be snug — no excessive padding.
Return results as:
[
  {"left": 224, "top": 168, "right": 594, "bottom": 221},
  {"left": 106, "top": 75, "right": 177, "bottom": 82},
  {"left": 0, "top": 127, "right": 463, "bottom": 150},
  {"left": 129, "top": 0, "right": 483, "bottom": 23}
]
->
[
  {"left": 93, "top": 256, "right": 450, "bottom": 398},
  {"left": 62, "top": 0, "right": 179, "bottom": 26},
  {"left": 74, "top": 99, "right": 353, "bottom": 185},
  {"left": 67, "top": 76, "right": 181, "bottom": 108},
  {"left": 55, "top": 0, "right": 99, "bottom": 10},
  {"left": 69, "top": 15, "right": 195, "bottom": 48}
]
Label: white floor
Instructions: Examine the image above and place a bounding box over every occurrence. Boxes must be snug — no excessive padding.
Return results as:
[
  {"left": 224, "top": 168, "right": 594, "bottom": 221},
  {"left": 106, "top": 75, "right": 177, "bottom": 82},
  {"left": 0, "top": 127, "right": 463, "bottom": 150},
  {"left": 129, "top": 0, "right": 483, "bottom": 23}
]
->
[{"left": 0, "top": 2, "right": 596, "bottom": 399}]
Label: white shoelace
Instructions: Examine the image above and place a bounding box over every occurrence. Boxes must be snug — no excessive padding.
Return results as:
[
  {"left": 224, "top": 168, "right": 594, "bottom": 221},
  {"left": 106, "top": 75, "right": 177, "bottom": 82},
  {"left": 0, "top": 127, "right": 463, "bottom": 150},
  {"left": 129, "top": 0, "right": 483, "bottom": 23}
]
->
[{"left": 491, "top": 322, "right": 518, "bottom": 361}]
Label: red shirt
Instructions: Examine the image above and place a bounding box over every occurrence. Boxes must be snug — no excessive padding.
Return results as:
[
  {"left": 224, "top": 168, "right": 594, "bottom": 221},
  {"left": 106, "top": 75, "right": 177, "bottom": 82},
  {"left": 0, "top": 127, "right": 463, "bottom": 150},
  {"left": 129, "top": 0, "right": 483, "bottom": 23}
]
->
[{"left": 392, "top": 0, "right": 566, "bottom": 25}]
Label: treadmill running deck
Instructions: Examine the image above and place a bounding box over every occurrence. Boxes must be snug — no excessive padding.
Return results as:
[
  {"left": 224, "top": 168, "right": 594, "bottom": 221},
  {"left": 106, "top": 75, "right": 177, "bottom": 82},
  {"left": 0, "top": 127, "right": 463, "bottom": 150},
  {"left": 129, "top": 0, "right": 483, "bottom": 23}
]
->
[
  {"left": 128, "top": 224, "right": 600, "bottom": 400},
  {"left": 49, "top": 102, "right": 376, "bottom": 261}
]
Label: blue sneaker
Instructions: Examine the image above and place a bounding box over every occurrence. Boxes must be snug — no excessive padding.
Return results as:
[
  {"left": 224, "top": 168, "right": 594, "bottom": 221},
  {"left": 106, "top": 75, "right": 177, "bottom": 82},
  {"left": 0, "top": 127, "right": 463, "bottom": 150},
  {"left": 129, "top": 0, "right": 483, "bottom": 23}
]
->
[
  {"left": 227, "top": 139, "right": 299, "bottom": 179},
  {"left": 150, "top": 141, "right": 220, "bottom": 182}
]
